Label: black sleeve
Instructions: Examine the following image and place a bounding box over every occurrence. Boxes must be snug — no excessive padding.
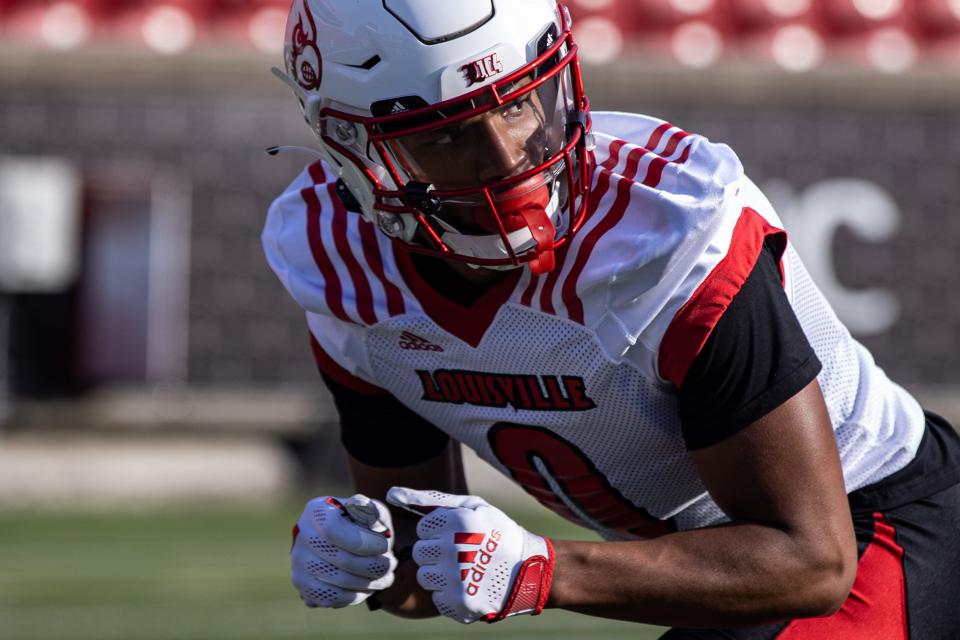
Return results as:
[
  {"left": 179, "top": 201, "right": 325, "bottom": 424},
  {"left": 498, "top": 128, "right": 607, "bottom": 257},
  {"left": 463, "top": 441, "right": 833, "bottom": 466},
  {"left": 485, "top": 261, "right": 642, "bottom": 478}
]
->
[
  {"left": 678, "top": 237, "right": 823, "bottom": 451},
  {"left": 320, "top": 372, "right": 450, "bottom": 467}
]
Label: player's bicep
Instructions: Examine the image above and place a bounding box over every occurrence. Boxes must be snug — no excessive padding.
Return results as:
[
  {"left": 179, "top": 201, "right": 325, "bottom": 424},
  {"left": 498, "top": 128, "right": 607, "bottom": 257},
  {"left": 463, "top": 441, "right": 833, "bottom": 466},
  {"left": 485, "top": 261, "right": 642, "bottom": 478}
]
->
[
  {"left": 320, "top": 370, "right": 449, "bottom": 467},
  {"left": 677, "top": 237, "right": 822, "bottom": 451},
  {"left": 678, "top": 238, "right": 857, "bottom": 586},
  {"left": 319, "top": 370, "right": 465, "bottom": 496},
  {"left": 347, "top": 440, "right": 466, "bottom": 618},
  {"left": 322, "top": 373, "right": 464, "bottom": 618},
  {"left": 689, "top": 378, "right": 850, "bottom": 532},
  {"left": 689, "top": 379, "right": 857, "bottom": 605}
]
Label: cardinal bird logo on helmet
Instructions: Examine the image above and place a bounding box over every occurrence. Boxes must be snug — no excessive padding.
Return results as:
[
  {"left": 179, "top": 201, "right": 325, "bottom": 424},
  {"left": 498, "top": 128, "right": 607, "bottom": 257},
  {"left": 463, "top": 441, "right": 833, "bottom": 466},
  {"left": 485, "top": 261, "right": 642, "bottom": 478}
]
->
[{"left": 288, "top": 0, "right": 322, "bottom": 91}]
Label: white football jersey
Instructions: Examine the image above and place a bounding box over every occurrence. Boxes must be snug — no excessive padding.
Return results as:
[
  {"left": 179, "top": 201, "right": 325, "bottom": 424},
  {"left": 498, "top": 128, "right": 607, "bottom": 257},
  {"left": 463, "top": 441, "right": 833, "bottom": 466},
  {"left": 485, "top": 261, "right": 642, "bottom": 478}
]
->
[{"left": 263, "top": 111, "right": 925, "bottom": 539}]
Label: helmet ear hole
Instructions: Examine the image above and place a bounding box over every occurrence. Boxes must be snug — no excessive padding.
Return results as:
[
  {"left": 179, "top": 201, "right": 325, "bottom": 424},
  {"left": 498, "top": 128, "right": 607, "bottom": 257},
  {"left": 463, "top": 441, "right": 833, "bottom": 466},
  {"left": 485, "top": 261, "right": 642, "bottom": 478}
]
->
[
  {"left": 335, "top": 180, "right": 363, "bottom": 213},
  {"left": 403, "top": 182, "right": 442, "bottom": 217},
  {"left": 338, "top": 162, "right": 377, "bottom": 218}
]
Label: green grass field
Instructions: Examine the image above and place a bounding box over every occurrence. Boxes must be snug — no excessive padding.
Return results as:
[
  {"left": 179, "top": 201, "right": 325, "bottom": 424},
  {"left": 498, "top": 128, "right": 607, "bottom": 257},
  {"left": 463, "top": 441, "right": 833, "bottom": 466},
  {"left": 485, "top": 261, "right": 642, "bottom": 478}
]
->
[{"left": 0, "top": 501, "right": 667, "bottom": 640}]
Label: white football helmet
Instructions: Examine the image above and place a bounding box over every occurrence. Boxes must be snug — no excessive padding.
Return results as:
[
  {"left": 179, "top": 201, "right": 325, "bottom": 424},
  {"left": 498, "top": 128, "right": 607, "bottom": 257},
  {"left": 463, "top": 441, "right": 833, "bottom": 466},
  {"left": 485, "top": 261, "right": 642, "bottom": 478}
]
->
[{"left": 275, "top": 0, "right": 593, "bottom": 275}]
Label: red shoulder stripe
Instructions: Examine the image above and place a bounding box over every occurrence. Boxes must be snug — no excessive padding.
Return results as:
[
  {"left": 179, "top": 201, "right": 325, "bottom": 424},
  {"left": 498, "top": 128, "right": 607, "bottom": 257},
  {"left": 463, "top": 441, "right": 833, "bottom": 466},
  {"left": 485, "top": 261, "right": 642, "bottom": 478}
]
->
[
  {"left": 562, "top": 145, "right": 649, "bottom": 324},
  {"left": 537, "top": 141, "right": 624, "bottom": 314},
  {"left": 328, "top": 183, "right": 377, "bottom": 325},
  {"left": 645, "top": 122, "right": 673, "bottom": 152},
  {"left": 562, "top": 131, "right": 697, "bottom": 324},
  {"left": 657, "top": 207, "right": 786, "bottom": 387},
  {"left": 303, "top": 163, "right": 356, "bottom": 325},
  {"left": 660, "top": 128, "right": 689, "bottom": 158},
  {"left": 642, "top": 130, "right": 690, "bottom": 187},
  {"left": 358, "top": 220, "right": 406, "bottom": 317},
  {"left": 520, "top": 273, "right": 539, "bottom": 307},
  {"left": 310, "top": 333, "right": 388, "bottom": 395},
  {"left": 540, "top": 263, "right": 559, "bottom": 314},
  {"left": 642, "top": 156, "right": 669, "bottom": 189}
]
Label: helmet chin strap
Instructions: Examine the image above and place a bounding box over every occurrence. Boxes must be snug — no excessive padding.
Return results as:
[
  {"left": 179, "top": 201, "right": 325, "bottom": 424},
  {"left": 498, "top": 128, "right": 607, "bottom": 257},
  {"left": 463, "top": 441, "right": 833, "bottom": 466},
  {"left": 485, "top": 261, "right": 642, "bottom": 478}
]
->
[
  {"left": 520, "top": 204, "right": 557, "bottom": 275},
  {"left": 431, "top": 186, "right": 562, "bottom": 274}
]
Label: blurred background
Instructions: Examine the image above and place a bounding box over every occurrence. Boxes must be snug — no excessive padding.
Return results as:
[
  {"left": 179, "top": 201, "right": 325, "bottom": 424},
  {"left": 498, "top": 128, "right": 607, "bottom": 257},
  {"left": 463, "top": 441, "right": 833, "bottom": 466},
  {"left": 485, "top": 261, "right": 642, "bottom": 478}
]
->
[{"left": 0, "top": 1, "right": 958, "bottom": 638}]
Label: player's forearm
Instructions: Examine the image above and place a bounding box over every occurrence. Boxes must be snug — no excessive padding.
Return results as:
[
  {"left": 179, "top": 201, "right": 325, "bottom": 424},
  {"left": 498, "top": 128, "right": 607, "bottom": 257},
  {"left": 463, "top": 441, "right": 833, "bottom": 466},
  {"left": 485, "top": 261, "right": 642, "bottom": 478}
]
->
[
  {"left": 367, "top": 510, "right": 439, "bottom": 619},
  {"left": 547, "top": 522, "right": 854, "bottom": 628},
  {"left": 371, "top": 558, "right": 438, "bottom": 618},
  {"left": 346, "top": 441, "right": 468, "bottom": 619}
]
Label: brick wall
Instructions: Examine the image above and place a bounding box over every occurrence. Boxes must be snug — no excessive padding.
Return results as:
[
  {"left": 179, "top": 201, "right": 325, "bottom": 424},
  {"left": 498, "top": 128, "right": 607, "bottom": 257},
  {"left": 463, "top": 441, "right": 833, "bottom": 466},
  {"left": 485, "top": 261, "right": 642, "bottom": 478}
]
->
[
  {"left": 0, "top": 86, "right": 317, "bottom": 386},
  {"left": 0, "top": 75, "right": 957, "bottom": 389}
]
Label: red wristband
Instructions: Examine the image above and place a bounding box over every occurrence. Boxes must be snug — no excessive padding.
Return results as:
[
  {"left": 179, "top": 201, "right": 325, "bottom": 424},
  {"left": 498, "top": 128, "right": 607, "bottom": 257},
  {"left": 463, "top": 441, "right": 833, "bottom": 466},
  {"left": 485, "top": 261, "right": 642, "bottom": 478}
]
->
[{"left": 484, "top": 537, "right": 555, "bottom": 623}]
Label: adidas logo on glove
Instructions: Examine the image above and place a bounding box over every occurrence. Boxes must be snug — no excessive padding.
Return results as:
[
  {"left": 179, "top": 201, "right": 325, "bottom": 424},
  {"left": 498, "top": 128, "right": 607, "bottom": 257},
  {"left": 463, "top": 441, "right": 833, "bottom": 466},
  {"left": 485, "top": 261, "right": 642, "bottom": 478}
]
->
[
  {"left": 386, "top": 487, "right": 555, "bottom": 624},
  {"left": 456, "top": 530, "right": 502, "bottom": 596}
]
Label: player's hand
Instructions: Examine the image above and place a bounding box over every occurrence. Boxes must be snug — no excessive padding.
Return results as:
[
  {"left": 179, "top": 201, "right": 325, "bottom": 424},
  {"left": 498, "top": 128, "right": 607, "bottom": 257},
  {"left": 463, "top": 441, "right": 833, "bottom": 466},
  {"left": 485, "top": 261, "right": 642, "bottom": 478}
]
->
[
  {"left": 385, "top": 487, "right": 554, "bottom": 624},
  {"left": 290, "top": 495, "right": 397, "bottom": 608}
]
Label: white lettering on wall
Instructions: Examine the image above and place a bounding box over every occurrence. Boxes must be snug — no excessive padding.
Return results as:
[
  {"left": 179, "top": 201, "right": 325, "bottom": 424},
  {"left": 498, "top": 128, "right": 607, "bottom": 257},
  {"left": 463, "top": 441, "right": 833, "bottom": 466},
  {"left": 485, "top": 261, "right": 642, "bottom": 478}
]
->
[
  {"left": 764, "top": 178, "right": 901, "bottom": 337},
  {"left": 0, "top": 157, "right": 81, "bottom": 293}
]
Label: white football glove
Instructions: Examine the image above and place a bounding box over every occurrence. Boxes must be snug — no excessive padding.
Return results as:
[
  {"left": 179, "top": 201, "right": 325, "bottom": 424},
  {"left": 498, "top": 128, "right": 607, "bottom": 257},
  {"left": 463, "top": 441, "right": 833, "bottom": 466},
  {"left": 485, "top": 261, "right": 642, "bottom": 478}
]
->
[
  {"left": 290, "top": 495, "right": 397, "bottom": 608},
  {"left": 386, "top": 487, "right": 554, "bottom": 624}
]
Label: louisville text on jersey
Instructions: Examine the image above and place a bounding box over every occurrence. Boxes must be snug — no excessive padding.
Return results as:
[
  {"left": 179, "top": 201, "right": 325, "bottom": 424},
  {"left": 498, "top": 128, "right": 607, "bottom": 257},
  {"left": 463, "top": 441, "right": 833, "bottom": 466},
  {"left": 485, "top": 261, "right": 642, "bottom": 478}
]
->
[{"left": 416, "top": 369, "right": 596, "bottom": 412}]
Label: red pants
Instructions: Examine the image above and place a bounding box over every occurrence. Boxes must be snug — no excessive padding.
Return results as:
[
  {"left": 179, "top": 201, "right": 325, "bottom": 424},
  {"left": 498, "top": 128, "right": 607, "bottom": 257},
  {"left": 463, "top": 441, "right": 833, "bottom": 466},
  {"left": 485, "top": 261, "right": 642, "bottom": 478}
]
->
[{"left": 662, "top": 480, "right": 960, "bottom": 640}]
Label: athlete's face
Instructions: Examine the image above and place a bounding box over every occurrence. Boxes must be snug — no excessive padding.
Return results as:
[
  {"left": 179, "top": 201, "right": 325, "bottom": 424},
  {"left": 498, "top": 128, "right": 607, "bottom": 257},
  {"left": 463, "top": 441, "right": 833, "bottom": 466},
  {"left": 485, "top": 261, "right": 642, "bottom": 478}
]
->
[
  {"left": 400, "top": 92, "right": 546, "bottom": 189},
  {"left": 389, "top": 79, "right": 563, "bottom": 235}
]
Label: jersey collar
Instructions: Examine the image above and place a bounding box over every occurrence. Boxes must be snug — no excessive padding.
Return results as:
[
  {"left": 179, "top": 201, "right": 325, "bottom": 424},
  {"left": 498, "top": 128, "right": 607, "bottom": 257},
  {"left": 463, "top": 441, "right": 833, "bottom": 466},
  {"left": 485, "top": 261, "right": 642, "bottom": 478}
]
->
[{"left": 394, "top": 248, "right": 523, "bottom": 348}]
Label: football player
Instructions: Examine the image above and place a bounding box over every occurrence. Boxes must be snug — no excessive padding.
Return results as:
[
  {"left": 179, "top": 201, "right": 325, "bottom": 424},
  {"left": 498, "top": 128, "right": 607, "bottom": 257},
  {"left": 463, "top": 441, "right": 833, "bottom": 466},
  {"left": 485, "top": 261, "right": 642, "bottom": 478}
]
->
[{"left": 264, "top": 1, "right": 960, "bottom": 637}]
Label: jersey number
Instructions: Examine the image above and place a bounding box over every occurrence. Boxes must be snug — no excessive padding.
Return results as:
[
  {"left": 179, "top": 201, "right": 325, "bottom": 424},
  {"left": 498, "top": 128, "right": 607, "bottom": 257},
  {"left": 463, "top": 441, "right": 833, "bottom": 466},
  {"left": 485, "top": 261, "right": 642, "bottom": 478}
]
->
[{"left": 487, "top": 423, "right": 674, "bottom": 538}]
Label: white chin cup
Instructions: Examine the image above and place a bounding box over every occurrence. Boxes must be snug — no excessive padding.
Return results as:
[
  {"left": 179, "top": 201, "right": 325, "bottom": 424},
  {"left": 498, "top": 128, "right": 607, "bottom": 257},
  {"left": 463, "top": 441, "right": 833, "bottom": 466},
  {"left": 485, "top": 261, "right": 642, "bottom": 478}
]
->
[{"left": 433, "top": 187, "right": 562, "bottom": 269}]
